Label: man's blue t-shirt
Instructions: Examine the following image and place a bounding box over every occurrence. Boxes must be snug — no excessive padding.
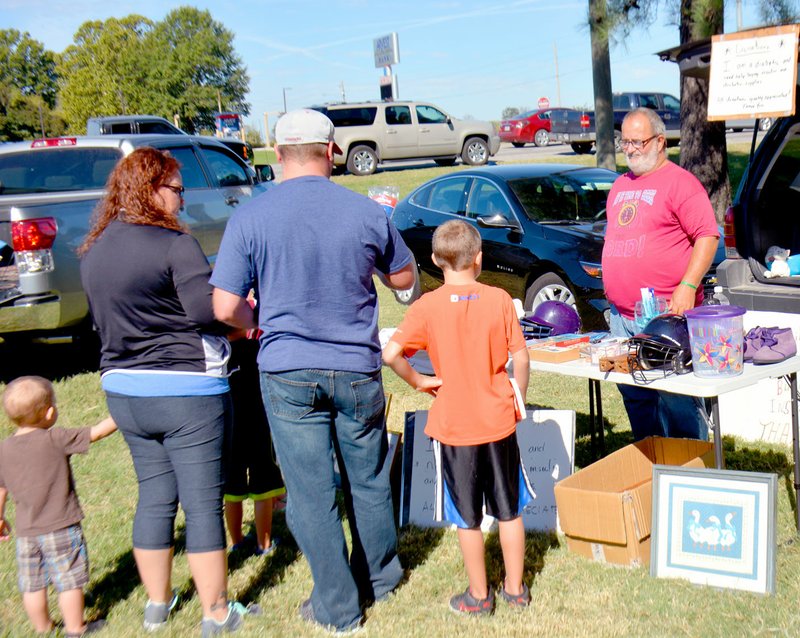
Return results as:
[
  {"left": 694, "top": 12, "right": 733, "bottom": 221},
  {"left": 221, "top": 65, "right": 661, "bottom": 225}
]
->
[{"left": 210, "top": 175, "right": 413, "bottom": 374}]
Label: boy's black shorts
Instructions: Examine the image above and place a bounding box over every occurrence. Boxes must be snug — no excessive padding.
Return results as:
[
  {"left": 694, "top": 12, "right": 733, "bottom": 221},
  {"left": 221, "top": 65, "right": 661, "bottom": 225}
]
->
[{"left": 433, "top": 430, "right": 533, "bottom": 529}]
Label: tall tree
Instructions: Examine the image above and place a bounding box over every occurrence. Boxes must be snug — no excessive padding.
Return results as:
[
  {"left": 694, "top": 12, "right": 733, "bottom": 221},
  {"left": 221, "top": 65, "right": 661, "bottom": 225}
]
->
[
  {"left": 58, "top": 16, "right": 154, "bottom": 132},
  {"left": 602, "top": 0, "right": 798, "bottom": 221},
  {"left": 0, "top": 29, "right": 59, "bottom": 107},
  {"left": 0, "top": 29, "right": 64, "bottom": 140},
  {"left": 145, "top": 7, "right": 250, "bottom": 132},
  {"left": 589, "top": 0, "right": 616, "bottom": 170}
]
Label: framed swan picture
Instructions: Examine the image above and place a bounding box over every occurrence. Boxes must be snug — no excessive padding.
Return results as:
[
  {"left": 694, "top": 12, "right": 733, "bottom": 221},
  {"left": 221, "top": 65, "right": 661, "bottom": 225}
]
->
[{"left": 650, "top": 466, "right": 777, "bottom": 595}]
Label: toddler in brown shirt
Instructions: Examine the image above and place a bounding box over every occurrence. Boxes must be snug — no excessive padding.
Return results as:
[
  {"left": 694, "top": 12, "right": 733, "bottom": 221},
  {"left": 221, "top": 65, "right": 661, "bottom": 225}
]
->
[{"left": 0, "top": 376, "right": 116, "bottom": 637}]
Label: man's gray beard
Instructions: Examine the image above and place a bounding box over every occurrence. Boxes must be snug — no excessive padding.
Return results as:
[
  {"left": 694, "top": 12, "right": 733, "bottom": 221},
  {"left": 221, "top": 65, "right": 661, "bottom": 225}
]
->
[{"left": 626, "top": 150, "right": 659, "bottom": 176}]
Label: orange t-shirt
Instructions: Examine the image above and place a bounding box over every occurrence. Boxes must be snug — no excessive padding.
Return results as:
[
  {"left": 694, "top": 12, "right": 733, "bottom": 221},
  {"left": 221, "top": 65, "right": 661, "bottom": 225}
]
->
[{"left": 391, "top": 282, "right": 526, "bottom": 445}]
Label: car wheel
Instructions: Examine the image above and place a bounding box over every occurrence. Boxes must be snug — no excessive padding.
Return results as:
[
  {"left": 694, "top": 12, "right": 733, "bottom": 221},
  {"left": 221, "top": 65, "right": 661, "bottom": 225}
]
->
[
  {"left": 461, "top": 137, "right": 489, "bottom": 165},
  {"left": 434, "top": 157, "right": 458, "bottom": 166},
  {"left": 346, "top": 145, "right": 378, "bottom": 176},
  {"left": 570, "top": 142, "right": 593, "bottom": 155},
  {"left": 524, "top": 273, "right": 576, "bottom": 313},
  {"left": 759, "top": 117, "right": 773, "bottom": 132},
  {"left": 511, "top": 142, "right": 525, "bottom": 148},
  {"left": 533, "top": 129, "right": 549, "bottom": 147}
]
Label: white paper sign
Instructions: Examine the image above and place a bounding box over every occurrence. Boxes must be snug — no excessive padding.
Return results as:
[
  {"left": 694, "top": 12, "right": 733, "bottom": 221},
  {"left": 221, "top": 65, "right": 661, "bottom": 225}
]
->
[
  {"left": 717, "top": 310, "right": 800, "bottom": 446},
  {"left": 399, "top": 410, "right": 575, "bottom": 531},
  {"left": 708, "top": 25, "right": 799, "bottom": 121}
]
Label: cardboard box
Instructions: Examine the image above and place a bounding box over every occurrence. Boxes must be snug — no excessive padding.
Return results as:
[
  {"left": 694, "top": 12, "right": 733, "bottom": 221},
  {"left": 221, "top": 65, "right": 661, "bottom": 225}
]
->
[
  {"left": 528, "top": 343, "right": 585, "bottom": 363},
  {"left": 554, "top": 437, "right": 714, "bottom": 567}
]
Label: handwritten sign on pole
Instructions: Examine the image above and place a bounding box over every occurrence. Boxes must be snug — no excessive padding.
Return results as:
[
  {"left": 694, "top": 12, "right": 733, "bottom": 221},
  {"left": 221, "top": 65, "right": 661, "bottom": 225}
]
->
[
  {"left": 707, "top": 25, "right": 799, "bottom": 121},
  {"left": 399, "top": 410, "right": 575, "bottom": 531}
]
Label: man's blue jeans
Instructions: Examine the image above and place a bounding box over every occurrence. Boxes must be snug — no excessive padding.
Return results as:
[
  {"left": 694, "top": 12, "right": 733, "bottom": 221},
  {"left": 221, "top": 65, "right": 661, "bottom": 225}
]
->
[
  {"left": 609, "top": 306, "right": 709, "bottom": 441},
  {"left": 260, "top": 369, "right": 403, "bottom": 631}
]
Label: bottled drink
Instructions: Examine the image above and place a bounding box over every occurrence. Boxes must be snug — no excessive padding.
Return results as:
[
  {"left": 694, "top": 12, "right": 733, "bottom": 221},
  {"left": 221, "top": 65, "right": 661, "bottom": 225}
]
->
[{"left": 712, "top": 285, "right": 730, "bottom": 305}]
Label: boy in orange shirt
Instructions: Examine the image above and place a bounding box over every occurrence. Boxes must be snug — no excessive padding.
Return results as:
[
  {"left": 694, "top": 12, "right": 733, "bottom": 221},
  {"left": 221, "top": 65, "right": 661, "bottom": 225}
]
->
[{"left": 383, "top": 220, "right": 532, "bottom": 614}]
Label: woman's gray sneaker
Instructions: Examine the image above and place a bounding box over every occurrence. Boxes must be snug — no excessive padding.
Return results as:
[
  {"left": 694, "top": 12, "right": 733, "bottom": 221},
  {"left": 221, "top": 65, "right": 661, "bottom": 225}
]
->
[{"left": 143, "top": 590, "right": 178, "bottom": 631}]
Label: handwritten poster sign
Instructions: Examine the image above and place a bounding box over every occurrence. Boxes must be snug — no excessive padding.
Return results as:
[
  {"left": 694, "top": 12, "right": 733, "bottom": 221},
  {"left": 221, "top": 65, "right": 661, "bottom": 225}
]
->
[
  {"left": 399, "top": 410, "right": 575, "bottom": 531},
  {"left": 708, "top": 25, "right": 799, "bottom": 121}
]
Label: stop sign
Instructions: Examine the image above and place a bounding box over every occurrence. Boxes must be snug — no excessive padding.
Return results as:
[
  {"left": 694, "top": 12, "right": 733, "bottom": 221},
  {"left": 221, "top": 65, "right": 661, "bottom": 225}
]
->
[{"left": 538, "top": 97, "right": 550, "bottom": 109}]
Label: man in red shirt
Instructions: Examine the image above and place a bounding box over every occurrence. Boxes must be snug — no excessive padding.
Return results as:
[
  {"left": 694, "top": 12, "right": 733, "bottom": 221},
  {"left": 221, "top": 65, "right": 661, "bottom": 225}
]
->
[{"left": 602, "top": 108, "right": 719, "bottom": 441}]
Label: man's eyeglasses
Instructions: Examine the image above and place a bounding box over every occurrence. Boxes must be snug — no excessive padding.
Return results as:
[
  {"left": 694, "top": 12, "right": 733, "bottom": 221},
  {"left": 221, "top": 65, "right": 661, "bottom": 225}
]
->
[
  {"left": 619, "top": 135, "right": 659, "bottom": 151},
  {"left": 163, "top": 184, "right": 185, "bottom": 196}
]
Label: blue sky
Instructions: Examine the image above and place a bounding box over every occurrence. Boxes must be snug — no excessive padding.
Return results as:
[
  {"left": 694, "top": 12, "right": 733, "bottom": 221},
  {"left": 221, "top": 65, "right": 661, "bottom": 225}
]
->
[{"left": 2, "top": 0, "right": 773, "bottom": 134}]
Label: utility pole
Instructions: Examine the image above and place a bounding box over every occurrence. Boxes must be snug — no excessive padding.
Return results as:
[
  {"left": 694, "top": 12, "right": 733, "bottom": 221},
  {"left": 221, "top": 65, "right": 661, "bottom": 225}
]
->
[
  {"left": 282, "top": 87, "right": 291, "bottom": 114},
  {"left": 553, "top": 42, "right": 561, "bottom": 107},
  {"left": 340, "top": 81, "right": 346, "bottom": 102},
  {"left": 263, "top": 112, "right": 271, "bottom": 146},
  {"left": 217, "top": 90, "right": 223, "bottom": 113}
]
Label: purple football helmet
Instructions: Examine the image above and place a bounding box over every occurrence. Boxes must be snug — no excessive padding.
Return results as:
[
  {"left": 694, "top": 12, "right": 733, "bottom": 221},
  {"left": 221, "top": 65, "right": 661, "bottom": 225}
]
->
[{"left": 520, "top": 300, "right": 581, "bottom": 338}]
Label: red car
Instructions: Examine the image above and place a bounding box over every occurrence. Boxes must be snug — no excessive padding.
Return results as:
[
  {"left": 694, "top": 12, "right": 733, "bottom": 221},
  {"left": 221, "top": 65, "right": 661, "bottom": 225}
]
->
[{"left": 499, "top": 108, "right": 574, "bottom": 148}]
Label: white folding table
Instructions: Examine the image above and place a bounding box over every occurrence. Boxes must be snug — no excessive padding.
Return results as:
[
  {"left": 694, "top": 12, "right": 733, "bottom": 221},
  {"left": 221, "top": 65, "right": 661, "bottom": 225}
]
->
[{"left": 530, "top": 355, "right": 800, "bottom": 529}]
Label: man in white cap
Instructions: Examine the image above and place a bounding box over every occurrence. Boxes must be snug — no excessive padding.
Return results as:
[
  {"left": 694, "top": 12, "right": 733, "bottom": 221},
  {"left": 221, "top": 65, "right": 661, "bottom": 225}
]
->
[{"left": 211, "top": 109, "right": 414, "bottom": 633}]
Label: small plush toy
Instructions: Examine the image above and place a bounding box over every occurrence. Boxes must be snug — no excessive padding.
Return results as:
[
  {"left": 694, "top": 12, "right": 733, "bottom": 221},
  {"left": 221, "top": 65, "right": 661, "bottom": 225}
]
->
[{"left": 764, "top": 245, "right": 792, "bottom": 278}]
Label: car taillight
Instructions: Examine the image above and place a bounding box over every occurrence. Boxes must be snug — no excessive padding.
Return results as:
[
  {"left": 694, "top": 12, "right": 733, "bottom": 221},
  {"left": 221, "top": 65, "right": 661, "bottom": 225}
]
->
[
  {"left": 580, "top": 114, "right": 590, "bottom": 129},
  {"left": 723, "top": 206, "right": 740, "bottom": 259},
  {"left": 31, "top": 137, "right": 77, "bottom": 148},
  {"left": 11, "top": 218, "right": 57, "bottom": 274}
]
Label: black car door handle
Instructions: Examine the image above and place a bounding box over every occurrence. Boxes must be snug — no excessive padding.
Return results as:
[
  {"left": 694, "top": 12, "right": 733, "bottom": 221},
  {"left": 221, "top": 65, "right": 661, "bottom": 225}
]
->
[
  {"left": 225, "top": 196, "right": 239, "bottom": 206},
  {"left": 413, "top": 219, "right": 425, "bottom": 227}
]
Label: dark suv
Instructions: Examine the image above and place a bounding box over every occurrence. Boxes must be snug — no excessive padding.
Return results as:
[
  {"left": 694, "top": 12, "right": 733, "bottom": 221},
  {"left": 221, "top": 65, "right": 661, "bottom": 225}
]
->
[{"left": 662, "top": 33, "right": 800, "bottom": 312}]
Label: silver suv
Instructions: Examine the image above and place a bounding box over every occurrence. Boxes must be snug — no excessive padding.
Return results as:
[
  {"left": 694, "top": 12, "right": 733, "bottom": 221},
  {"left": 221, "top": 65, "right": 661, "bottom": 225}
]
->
[{"left": 310, "top": 101, "right": 500, "bottom": 176}]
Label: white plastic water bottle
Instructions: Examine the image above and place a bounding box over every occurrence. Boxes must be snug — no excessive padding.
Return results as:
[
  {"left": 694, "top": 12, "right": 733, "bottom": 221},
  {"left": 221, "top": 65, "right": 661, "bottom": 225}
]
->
[{"left": 712, "top": 285, "right": 730, "bottom": 305}]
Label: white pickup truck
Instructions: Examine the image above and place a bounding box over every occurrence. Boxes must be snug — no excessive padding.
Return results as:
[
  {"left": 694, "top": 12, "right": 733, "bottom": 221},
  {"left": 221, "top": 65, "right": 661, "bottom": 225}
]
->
[{"left": 0, "top": 134, "right": 272, "bottom": 347}]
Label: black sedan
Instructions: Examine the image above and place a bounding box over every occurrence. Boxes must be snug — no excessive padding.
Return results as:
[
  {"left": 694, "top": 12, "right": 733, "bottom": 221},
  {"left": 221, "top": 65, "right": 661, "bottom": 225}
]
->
[{"left": 390, "top": 164, "right": 618, "bottom": 331}]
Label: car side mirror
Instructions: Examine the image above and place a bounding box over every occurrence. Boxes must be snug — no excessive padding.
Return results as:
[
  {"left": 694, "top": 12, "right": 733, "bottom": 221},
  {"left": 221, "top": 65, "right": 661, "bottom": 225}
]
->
[
  {"left": 256, "top": 164, "right": 275, "bottom": 182},
  {"left": 477, "top": 213, "right": 521, "bottom": 232}
]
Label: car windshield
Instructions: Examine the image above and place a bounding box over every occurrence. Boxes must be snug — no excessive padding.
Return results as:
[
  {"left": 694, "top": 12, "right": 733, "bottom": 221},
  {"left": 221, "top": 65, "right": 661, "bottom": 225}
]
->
[
  {"left": 506, "top": 170, "right": 614, "bottom": 222},
  {"left": 0, "top": 147, "right": 123, "bottom": 195}
]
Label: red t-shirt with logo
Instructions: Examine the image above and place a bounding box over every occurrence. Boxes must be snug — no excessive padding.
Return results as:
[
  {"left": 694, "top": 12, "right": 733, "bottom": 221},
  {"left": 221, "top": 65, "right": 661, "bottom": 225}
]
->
[
  {"left": 390, "top": 282, "right": 526, "bottom": 445},
  {"left": 602, "top": 161, "right": 719, "bottom": 318}
]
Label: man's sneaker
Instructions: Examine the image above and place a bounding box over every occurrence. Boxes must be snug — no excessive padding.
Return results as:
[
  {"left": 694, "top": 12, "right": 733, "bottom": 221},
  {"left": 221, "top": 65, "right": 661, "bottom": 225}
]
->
[
  {"left": 299, "top": 598, "right": 362, "bottom": 634},
  {"left": 498, "top": 582, "right": 531, "bottom": 608},
  {"left": 449, "top": 587, "right": 495, "bottom": 615},
  {"left": 201, "top": 601, "right": 261, "bottom": 637},
  {"left": 143, "top": 590, "right": 178, "bottom": 631}
]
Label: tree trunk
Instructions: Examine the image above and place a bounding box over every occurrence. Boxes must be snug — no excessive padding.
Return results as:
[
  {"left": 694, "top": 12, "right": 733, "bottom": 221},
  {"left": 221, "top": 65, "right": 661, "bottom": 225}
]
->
[
  {"left": 679, "top": 0, "right": 729, "bottom": 223},
  {"left": 589, "top": 0, "right": 616, "bottom": 171}
]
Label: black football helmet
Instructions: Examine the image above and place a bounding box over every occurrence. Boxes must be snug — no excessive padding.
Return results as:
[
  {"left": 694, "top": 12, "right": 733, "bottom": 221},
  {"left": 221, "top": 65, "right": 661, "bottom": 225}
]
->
[{"left": 628, "top": 314, "right": 693, "bottom": 382}]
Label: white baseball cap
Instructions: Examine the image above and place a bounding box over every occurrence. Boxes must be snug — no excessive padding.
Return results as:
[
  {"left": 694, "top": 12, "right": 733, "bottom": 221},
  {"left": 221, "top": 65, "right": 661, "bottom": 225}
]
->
[{"left": 275, "top": 109, "right": 342, "bottom": 154}]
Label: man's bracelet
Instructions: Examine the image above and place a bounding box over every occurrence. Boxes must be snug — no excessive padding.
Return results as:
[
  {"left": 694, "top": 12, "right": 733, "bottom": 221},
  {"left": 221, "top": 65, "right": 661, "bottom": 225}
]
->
[{"left": 680, "top": 280, "right": 698, "bottom": 290}]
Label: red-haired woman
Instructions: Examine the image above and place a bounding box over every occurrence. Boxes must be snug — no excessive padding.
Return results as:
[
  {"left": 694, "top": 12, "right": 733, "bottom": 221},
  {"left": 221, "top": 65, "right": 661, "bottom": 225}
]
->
[{"left": 79, "top": 147, "right": 253, "bottom": 635}]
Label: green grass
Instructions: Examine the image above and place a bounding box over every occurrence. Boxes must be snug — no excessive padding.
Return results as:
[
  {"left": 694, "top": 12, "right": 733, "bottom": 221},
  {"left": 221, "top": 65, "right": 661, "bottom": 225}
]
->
[{"left": 0, "top": 141, "right": 792, "bottom": 637}]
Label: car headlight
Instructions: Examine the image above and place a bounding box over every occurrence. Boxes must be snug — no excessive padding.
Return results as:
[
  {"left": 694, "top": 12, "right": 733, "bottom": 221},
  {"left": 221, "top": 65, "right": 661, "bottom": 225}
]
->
[{"left": 579, "top": 261, "right": 603, "bottom": 278}]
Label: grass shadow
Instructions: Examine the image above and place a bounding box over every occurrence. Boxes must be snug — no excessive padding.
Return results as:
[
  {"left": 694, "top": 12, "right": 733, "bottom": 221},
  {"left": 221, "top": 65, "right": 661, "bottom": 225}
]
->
[
  {"left": 86, "top": 524, "right": 189, "bottom": 619},
  {"left": 397, "top": 525, "right": 446, "bottom": 571},
  {"left": 485, "top": 529, "right": 560, "bottom": 588},
  {"left": 228, "top": 512, "right": 302, "bottom": 605}
]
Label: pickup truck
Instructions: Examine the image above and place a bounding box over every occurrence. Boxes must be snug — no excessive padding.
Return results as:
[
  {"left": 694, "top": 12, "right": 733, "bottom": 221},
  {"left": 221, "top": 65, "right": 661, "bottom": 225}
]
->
[
  {"left": 549, "top": 92, "right": 682, "bottom": 153},
  {"left": 0, "top": 134, "right": 272, "bottom": 346}
]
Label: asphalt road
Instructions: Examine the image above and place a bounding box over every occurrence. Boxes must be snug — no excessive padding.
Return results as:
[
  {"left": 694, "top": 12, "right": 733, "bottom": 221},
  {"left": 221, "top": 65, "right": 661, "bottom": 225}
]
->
[{"left": 269, "top": 129, "right": 767, "bottom": 181}]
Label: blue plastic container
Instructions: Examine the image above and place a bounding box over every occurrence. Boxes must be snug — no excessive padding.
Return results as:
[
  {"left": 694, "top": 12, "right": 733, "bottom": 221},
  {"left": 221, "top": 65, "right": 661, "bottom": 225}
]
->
[{"left": 684, "top": 305, "right": 746, "bottom": 378}]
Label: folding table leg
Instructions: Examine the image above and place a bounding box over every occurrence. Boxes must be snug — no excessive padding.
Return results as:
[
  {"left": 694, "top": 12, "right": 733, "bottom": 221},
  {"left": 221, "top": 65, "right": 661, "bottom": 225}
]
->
[
  {"left": 789, "top": 373, "right": 800, "bottom": 532},
  {"left": 588, "top": 380, "right": 596, "bottom": 458},
  {"left": 709, "top": 397, "right": 724, "bottom": 469}
]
